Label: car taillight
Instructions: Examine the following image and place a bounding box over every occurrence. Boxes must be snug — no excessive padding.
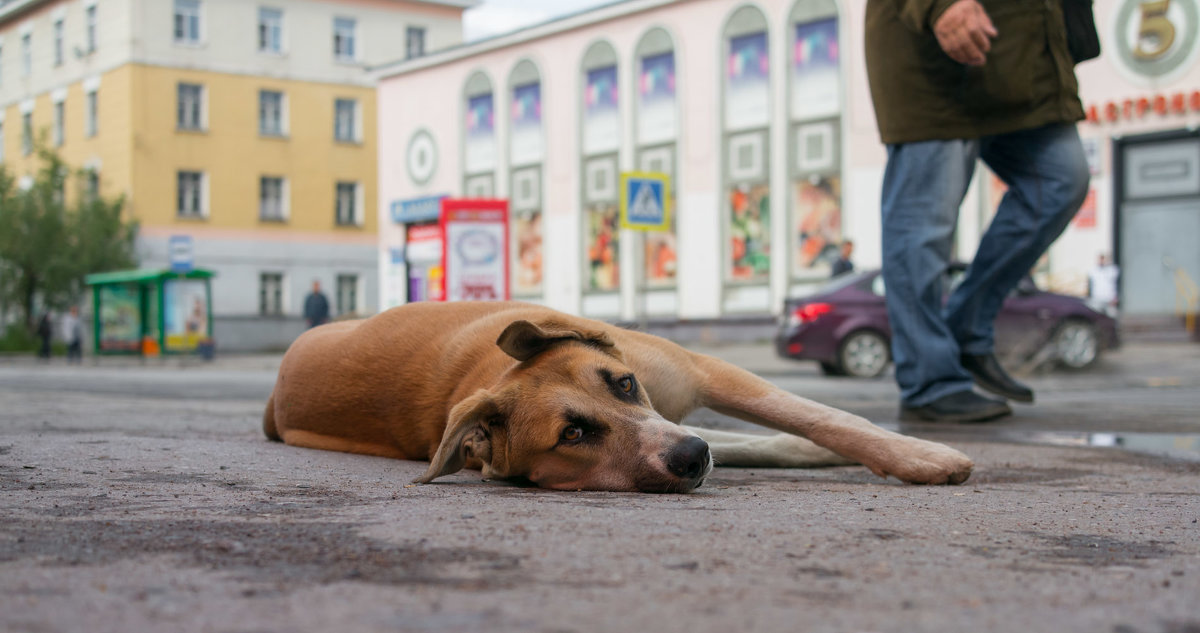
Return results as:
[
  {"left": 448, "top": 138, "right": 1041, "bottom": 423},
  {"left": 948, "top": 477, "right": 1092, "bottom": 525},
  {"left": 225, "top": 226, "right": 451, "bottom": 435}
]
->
[{"left": 788, "top": 302, "right": 832, "bottom": 327}]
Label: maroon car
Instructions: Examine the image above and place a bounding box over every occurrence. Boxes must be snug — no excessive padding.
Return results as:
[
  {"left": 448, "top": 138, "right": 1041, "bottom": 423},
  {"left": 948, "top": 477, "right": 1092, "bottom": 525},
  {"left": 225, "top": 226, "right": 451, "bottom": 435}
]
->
[{"left": 775, "top": 264, "right": 1120, "bottom": 378}]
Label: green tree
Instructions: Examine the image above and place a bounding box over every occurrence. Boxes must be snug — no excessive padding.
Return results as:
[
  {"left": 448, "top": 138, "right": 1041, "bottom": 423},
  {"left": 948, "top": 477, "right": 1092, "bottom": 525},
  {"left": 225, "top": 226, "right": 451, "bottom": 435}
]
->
[{"left": 0, "top": 144, "right": 138, "bottom": 333}]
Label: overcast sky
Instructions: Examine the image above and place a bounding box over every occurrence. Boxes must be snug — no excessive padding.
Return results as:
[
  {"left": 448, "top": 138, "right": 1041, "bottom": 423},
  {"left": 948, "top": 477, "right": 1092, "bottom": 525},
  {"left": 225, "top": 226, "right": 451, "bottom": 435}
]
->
[{"left": 463, "top": 0, "right": 615, "bottom": 41}]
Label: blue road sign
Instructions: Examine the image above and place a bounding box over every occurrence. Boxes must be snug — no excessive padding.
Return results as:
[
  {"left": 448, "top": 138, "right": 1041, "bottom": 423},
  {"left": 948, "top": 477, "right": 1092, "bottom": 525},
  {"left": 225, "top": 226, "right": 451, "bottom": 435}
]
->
[{"left": 620, "top": 172, "right": 671, "bottom": 231}]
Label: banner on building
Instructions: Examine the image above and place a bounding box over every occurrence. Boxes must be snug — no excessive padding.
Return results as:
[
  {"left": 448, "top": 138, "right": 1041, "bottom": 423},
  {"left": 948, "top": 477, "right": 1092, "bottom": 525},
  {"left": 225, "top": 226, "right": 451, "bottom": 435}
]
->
[{"left": 441, "top": 199, "right": 510, "bottom": 302}]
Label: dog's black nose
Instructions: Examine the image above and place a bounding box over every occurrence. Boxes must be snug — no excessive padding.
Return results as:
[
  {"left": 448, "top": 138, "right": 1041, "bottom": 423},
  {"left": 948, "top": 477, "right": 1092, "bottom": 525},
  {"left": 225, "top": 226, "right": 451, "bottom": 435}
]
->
[{"left": 666, "top": 436, "right": 710, "bottom": 480}]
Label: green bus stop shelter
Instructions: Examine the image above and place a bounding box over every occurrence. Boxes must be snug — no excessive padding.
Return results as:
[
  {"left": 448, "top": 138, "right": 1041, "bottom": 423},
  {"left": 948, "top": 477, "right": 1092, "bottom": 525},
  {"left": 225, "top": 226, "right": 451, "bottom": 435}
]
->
[{"left": 84, "top": 268, "right": 214, "bottom": 356}]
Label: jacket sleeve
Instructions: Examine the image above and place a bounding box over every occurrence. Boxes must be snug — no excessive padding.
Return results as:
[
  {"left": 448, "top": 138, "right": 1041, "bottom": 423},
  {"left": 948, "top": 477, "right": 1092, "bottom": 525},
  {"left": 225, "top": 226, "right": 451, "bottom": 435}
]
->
[{"left": 893, "top": 0, "right": 964, "bottom": 32}]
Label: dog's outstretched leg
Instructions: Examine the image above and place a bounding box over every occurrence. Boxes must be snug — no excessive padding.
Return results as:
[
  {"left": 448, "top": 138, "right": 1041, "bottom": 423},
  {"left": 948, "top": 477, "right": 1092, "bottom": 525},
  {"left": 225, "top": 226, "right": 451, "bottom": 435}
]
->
[
  {"left": 685, "top": 426, "right": 853, "bottom": 468},
  {"left": 690, "top": 356, "right": 973, "bottom": 485}
]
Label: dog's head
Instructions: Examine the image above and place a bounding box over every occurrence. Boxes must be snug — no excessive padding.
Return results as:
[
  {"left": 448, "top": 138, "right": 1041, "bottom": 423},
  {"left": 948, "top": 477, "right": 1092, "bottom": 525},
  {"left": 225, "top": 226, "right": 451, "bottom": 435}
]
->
[{"left": 414, "top": 319, "right": 711, "bottom": 493}]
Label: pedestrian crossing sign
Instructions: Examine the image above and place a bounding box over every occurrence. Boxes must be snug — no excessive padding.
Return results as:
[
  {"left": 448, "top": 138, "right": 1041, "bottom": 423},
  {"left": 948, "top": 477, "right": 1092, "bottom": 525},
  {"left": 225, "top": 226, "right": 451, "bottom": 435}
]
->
[{"left": 619, "top": 172, "right": 671, "bottom": 232}]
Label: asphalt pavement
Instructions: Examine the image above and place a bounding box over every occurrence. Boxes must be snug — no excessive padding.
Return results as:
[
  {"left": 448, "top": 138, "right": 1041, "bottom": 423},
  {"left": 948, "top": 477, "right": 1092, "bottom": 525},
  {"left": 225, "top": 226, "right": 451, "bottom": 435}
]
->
[{"left": 1, "top": 340, "right": 1198, "bottom": 633}]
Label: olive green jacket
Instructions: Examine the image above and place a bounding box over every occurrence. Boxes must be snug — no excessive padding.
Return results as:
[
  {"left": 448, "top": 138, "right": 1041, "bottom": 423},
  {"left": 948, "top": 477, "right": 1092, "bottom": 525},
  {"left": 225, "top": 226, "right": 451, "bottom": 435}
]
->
[{"left": 865, "top": 0, "right": 1085, "bottom": 144}]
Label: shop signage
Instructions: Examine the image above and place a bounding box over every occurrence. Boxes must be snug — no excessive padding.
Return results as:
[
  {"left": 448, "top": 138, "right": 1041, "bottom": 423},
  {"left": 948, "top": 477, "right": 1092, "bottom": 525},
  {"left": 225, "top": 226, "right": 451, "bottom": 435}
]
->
[
  {"left": 1111, "top": 0, "right": 1200, "bottom": 83},
  {"left": 1085, "top": 90, "right": 1200, "bottom": 123},
  {"left": 391, "top": 194, "right": 447, "bottom": 224},
  {"left": 441, "top": 199, "right": 509, "bottom": 302}
]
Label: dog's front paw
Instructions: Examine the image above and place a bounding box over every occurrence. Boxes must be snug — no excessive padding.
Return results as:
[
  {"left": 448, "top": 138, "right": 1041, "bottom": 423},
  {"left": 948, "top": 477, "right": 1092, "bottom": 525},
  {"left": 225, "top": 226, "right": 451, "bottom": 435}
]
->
[{"left": 868, "top": 438, "right": 974, "bottom": 485}]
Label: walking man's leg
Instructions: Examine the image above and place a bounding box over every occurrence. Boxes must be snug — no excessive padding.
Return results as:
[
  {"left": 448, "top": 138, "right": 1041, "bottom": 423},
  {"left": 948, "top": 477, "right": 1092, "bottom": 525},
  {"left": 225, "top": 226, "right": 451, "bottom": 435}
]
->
[
  {"left": 945, "top": 124, "right": 1089, "bottom": 401},
  {"left": 881, "top": 140, "right": 1011, "bottom": 422}
]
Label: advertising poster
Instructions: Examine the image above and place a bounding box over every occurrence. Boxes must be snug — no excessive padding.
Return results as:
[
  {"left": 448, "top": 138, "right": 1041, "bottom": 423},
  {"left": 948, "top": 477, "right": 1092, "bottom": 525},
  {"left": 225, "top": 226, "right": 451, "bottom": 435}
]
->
[
  {"left": 638, "top": 52, "right": 676, "bottom": 145},
  {"left": 98, "top": 284, "right": 141, "bottom": 351},
  {"left": 405, "top": 223, "right": 444, "bottom": 302},
  {"left": 728, "top": 183, "right": 771, "bottom": 281},
  {"left": 726, "top": 32, "right": 769, "bottom": 131},
  {"left": 583, "top": 65, "right": 619, "bottom": 155},
  {"left": 510, "top": 82, "right": 543, "bottom": 166},
  {"left": 791, "top": 18, "right": 840, "bottom": 120},
  {"left": 644, "top": 225, "right": 678, "bottom": 288},
  {"left": 586, "top": 205, "right": 621, "bottom": 292},
  {"left": 164, "top": 278, "right": 209, "bottom": 351},
  {"left": 792, "top": 176, "right": 843, "bottom": 276},
  {"left": 513, "top": 210, "right": 543, "bottom": 296},
  {"left": 464, "top": 93, "right": 495, "bottom": 174},
  {"left": 441, "top": 199, "right": 509, "bottom": 302}
]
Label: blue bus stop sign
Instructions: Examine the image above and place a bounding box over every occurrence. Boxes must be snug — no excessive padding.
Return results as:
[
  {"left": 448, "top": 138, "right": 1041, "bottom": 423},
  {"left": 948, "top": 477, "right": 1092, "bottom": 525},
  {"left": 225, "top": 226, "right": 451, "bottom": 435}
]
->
[{"left": 168, "top": 235, "right": 194, "bottom": 273}]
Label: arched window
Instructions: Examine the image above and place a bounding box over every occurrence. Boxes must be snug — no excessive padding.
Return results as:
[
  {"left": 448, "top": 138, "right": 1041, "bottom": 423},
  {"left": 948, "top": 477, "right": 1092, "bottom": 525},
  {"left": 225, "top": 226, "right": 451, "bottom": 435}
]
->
[
  {"left": 508, "top": 59, "right": 544, "bottom": 297},
  {"left": 580, "top": 41, "right": 621, "bottom": 298},
  {"left": 721, "top": 6, "right": 771, "bottom": 301},
  {"left": 462, "top": 71, "right": 495, "bottom": 197},
  {"left": 787, "top": 0, "right": 843, "bottom": 280},
  {"left": 633, "top": 27, "right": 679, "bottom": 300}
]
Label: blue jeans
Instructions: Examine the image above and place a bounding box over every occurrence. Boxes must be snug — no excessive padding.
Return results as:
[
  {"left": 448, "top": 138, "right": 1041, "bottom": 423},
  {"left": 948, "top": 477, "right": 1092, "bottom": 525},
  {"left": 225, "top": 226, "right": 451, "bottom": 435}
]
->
[{"left": 881, "top": 124, "right": 1089, "bottom": 406}]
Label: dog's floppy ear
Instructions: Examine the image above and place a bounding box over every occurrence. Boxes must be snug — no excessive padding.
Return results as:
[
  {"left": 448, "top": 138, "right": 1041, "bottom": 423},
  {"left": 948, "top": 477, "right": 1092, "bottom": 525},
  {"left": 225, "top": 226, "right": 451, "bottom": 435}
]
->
[
  {"left": 414, "top": 390, "right": 499, "bottom": 484},
  {"left": 496, "top": 319, "right": 618, "bottom": 362}
]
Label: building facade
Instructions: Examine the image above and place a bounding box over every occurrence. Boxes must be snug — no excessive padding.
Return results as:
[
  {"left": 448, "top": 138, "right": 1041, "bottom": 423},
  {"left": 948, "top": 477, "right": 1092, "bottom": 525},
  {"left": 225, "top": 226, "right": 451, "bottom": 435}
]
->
[
  {"left": 0, "top": 0, "right": 473, "bottom": 350},
  {"left": 375, "top": 0, "right": 1200, "bottom": 325}
]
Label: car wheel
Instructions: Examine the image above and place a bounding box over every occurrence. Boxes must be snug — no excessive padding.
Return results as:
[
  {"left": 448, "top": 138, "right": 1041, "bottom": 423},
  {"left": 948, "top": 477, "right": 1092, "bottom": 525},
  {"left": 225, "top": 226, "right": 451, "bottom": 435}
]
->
[
  {"left": 1054, "top": 319, "right": 1099, "bottom": 370},
  {"left": 838, "top": 330, "right": 890, "bottom": 378},
  {"left": 819, "top": 361, "right": 845, "bottom": 377}
]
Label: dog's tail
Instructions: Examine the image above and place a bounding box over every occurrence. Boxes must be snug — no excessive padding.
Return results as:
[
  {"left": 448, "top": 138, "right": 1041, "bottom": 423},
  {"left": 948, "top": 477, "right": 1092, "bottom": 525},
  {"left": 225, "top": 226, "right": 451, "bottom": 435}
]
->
[{"left": 263, "top": 393, "right": 282, "bottom": 442}]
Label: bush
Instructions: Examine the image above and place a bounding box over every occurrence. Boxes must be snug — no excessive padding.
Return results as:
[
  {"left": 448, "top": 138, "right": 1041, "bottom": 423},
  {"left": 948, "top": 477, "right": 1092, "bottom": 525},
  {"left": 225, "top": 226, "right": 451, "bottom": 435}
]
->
[{"left": 0, "top": 325, "right": 36, "bottom": 352}]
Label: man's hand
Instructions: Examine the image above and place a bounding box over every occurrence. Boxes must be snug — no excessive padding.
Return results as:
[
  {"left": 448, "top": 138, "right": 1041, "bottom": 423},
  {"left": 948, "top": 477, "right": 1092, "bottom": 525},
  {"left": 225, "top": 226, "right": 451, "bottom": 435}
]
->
[{"left": 933, "top": 0, "right": 998, "bottom": 66}]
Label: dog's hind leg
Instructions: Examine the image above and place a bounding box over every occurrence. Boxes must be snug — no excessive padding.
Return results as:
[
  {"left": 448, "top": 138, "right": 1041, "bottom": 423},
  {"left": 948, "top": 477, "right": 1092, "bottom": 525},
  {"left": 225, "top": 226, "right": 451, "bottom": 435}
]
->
[{"left": 684, "top": 426, "right": 854, "bottom": 468}]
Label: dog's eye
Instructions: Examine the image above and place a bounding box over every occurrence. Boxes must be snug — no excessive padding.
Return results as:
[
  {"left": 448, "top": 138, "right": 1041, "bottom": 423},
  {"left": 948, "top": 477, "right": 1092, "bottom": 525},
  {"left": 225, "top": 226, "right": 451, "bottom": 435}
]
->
[
  {"left": 561, "top": 425, "right": 584, "bottom": 443},
  {"left": 618, "top": 377, "right": 634, "bottom": 393}
]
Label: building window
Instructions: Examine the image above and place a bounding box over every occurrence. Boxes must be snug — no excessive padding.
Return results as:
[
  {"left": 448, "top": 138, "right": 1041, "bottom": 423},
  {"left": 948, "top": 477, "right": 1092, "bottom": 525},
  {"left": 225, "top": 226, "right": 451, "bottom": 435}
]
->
[
  {"left": 53, "top": 19, "right": 64, "bottom": 66},
  {"left": 406, "top": 26, "right": 425, "bottom": 59},
  {"left": 259, "top": 273, "right": 283, "bottom": 315},
  {"left": 21, "top": 113, "right": 32, "bottom": 156},
  {"left": 333, "top": 17, "right": 356, "bottom": 61},
  {"left": 53, "top": 101, "right": 65, "bottom": 146},
  {"left": 86, "top": 90, "right": 98, "bottom": 137},
  {"left": 335, "top": 181, "right": 359, "bottom": 226},
  {"left": 334, "top": 98, "right": 357, "bottom": 142},
  {"left": 259, "top": 90, "right": 284, "bottom": 136},
  {"left": 86, "top": 5, "right": 97, "bottom": 53},
  {"left": 21, "top": 33, "right": 31, "bottom": 77},
  {"left": 260, "top": 176, "right": 286, "bottom": 221},
  {"left": 259, "top": 7, "right": 283, "bottom": 53},
  {"left": 85, "top": 169, "right": 100, "bottom": 201},
  {"left": 174, "top": 0, "right": 202, "bottom": 44},
  {"left": 336, "top": 274, "right": 358, "bottom": 316},
  {"left": 178, "top": 83, "right": 204, "bottom": 130},
  {"left": 177, "top": 171, "right": 205, "bottom": 218}
]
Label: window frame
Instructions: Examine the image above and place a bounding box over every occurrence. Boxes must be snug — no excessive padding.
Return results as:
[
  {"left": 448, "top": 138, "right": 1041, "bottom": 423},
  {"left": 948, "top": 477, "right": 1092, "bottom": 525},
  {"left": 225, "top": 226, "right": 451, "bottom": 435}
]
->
[
  {"left": 53, "top": 101, "right": 65, "bottom": 146},
  {"left": 259, "top": 272, "right": 284, "bottom": 316},
  {"left": 259, "top": 175, "right": 288, "bottom": 222},
  {"left": 406, "top": 25, "right": 426, "bottom": 60},
  {"left": 335, "top": 273, "right": 359, "bottom": 316},
  {"left": 258, "top": 6, "right": 284, "bottom": 54},
  {"left": 177, "top": 82, "right": 205, "bottom": 131},
  {"left": 333, "top": 16, "right": 357, "bottom": 62},
  {"left": 177, "top": 170, "right": 206, "bottom": 219},
  {"left": 173, "top": 0, "right": 203, "bottom": 45},
  {"left": 53, "top": 19, "right": 64, "bottom": 66},
  {"left": 21, "top": 33, "right": 31, "bottom": 77},
  {"left": 86, "top": 5, "right": 97, "bottom": 53},
  {"left": 21, "top": 112, "right": 32, "bottom": 156},
  {"left": 258, "top": 89, "right": 286, "bottom": 137},
  {"left": 333, "top": 98, "right": 358, "bottom": 143},
  {"left": 335, "top": 181, "right": 361, "bottom": 226},
  {"left": 85, "top": 89, "right": 99, "bottom": 137}
]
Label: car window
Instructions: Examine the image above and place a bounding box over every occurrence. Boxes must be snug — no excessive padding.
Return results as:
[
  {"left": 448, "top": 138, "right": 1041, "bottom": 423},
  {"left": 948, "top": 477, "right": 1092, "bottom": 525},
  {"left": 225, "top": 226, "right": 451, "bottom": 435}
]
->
[{"left": 815, "top": 272, "right": 868, "bottom": 295}]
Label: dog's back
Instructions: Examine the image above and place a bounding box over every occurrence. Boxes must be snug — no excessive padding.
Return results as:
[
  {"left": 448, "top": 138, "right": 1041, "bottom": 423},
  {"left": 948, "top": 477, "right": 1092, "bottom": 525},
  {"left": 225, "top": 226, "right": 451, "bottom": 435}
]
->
[{"left": 264, "top": 302, "right": 554, "bottom": 459}]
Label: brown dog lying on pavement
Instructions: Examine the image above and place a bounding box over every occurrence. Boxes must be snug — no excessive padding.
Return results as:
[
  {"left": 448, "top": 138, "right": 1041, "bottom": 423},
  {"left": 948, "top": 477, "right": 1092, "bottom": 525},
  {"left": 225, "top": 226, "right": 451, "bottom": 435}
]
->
[{"left": 263, "top": 301, "right": 973, "bottom": 492}]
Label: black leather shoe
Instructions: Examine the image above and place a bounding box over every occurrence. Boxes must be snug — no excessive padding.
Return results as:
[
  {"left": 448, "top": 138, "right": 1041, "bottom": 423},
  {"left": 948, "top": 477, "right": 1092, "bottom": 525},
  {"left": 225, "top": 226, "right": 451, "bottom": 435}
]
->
[
  {"left": 960, "top": 353, "right": 1034, "bottom": 403},
  {"left": 900, "top": 390, "right": 1012, "bottom": 423}
]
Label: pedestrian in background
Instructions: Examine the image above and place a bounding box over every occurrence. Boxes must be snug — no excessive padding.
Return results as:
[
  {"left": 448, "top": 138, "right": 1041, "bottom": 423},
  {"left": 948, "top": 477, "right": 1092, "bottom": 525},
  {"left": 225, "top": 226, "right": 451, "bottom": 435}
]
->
[
  {"left": 303, "top": 280, "right": 331, "bottom": 329},
  {"left": 831, "top": 240, "right": 855, "bottom": 278},
  {"left": 865, "top": 0, "right": 1090, "bottom": 422},
  {"left": 62, "top": 306, "right": 83, "bottom": 363},
  {"left": 1088, "top": 253, "right": 1119, "bottom": 312},
  {"left": 36, "top": 312, "right": 53, "bottom": 360}
]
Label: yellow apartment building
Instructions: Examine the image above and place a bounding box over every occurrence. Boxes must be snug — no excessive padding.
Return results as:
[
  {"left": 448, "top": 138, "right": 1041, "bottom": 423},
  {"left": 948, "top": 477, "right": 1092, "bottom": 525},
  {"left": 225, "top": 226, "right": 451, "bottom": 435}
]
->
[{"left": 0, "top": 0, "right": 473, "bottom": 350}]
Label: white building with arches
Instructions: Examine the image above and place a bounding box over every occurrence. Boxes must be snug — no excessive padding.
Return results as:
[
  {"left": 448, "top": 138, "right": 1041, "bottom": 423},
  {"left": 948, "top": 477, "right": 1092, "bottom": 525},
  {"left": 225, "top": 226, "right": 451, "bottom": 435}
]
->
[{"left": 375, "top": 0, "right": 1200, "bottom": 325}]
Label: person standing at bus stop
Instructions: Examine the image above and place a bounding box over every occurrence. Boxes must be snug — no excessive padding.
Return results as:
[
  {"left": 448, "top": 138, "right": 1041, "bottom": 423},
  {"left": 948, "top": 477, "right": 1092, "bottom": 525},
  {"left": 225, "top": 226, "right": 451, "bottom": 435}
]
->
[
  {"left": 303, "top": 280, "right": 331, "bottom": 329},
  {"left": 865, "top": 0, "right": 1090, "bottom": 422}
]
